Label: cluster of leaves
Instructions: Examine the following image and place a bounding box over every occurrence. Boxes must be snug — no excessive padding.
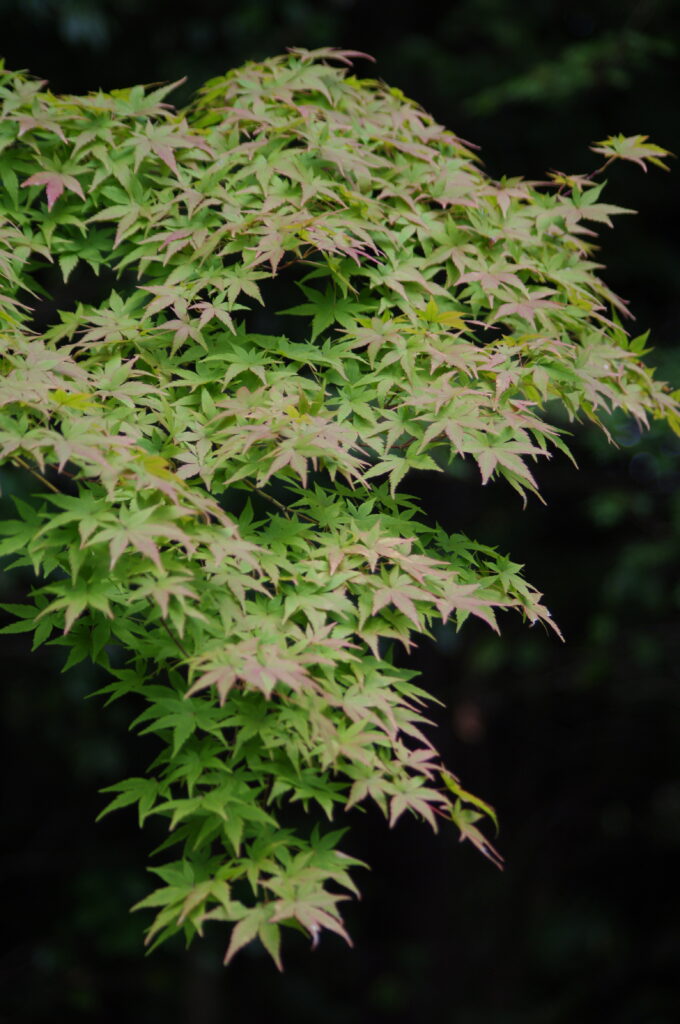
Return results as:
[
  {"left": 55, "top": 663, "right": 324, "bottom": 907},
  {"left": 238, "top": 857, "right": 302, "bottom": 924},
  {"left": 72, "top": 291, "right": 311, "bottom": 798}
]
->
[{"left": 0, "top": 47, "right": 676, "bottom": 967}]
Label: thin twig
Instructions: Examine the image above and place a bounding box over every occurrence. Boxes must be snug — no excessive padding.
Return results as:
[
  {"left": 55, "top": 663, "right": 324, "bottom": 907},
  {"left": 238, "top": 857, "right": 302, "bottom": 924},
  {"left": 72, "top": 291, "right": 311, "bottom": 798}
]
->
[
  {"left": 12, "top": 456, "right": 60, "bottom": 494},
  {"left": 159, "top": 615, "right": 191, "bottom": 659},
  {"left": 586, "top": 155, "right": 617, "bottom": 181},
  {"left": 245, "top": 481, "right": 317, "bottom": 524}
]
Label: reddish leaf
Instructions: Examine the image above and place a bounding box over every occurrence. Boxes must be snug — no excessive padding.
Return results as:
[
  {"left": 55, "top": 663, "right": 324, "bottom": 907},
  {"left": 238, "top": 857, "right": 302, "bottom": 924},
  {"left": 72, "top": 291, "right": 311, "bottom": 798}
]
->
[{"left": 21, "top": 171, "right": 85, "bottom": 211}]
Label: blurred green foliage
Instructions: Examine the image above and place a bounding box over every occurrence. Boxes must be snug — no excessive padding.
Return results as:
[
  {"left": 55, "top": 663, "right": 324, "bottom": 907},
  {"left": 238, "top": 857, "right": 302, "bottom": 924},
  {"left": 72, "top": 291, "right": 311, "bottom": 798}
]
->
[{"left": 1, "top": 1, "right": 679, "bottom": 1022}]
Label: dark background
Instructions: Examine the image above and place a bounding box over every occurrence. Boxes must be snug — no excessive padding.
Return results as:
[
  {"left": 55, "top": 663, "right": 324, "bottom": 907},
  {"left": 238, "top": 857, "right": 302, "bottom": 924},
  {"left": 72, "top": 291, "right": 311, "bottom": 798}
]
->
[{"left": 1, "top": 2, "right": 679, "bottom": 1022}]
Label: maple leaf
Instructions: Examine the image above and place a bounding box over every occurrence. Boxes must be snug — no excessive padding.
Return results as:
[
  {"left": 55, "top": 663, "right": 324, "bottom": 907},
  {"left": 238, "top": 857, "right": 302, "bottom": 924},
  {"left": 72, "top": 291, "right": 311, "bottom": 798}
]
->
[
  {"left": 15, "top": 111, "right": 68, "bottom": 144},
  {"left": 590, "top": 134, "right": 672, "bottom": 173},
  {"left": 131, "top": 121, "right": 215, "bottom": 175},
  {"left": 448, "top": 799, "right": 504, "bottom": 870},
  {"left": 370, "top": 577, "right": 432, "bottom": 629},
  {"left": 21, "top": 171, "right": 85, "bottom": 211},
  {"left": 224, "top": 908, "right": 282, "bottom": 970},
  {"left": 269, "top": 886, "right": 352, "bottom": 948},
  {"left": 456, "top": 263, "right": 528, "bottom": 296},
  {"left": 345, "top": 775, "right": 390, "bottom": 812},
  {"left": 494, "top": 290, "right": 561, "bottom": 326},
  {"left": 282, "top": 284, "right": 371, "bottom": 341},
  {"left": 388, "top": 782, "right": 447, "bottom": 830}
]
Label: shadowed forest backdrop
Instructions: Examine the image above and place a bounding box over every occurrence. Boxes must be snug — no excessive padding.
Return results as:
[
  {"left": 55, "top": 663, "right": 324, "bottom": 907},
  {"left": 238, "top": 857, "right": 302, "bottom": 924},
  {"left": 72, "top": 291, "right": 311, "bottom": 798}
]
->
[{"left": 1, "top": 1, "right": 679, "bottom": 1022}]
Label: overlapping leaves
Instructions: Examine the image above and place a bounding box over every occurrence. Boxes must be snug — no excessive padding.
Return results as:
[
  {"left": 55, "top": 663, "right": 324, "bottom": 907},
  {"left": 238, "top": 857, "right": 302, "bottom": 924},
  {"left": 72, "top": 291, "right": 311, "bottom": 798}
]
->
[{"left": 0, "top": 48, "right": 676, "bottom": 966}]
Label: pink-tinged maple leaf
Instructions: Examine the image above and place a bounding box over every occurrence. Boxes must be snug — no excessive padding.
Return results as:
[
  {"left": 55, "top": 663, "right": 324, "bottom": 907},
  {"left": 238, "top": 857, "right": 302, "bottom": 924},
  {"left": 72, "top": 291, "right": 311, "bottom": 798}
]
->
[
  {"left": 370, "top": 580, "right": 432, "bottom": 629},
  {"left": 140, "top": 285, "right": 181, "bottom": 316},
  {"left": 223, "top": 909, "right": 282, "bottom": 969},
  {"left": 187, "top": 664, "right": 239, "bottom": 704},
  {"left": 269, "top": 889, "right": 353, "bottom": 947},
  {"left": 449, "top": 798, "right": 504, "bottom": 870},
  {"left": 590, "top": 134, "right": 672, "bottom": 173},
  {"left": 150, "top": 227, "right": 194, "bottom": 254},
  {"left": 480, "top": 179, "right": 533, "bottom": 217},
  {"left": 16, "top": 113, "right": 68, "bottom": 144},
  {"left": 146, "top": 577, "right": 200, "bottom": 619},
  {"left": 21, "top": 171, "right": 85, "bottom": 212},
  {"left": 131, "top": 122, "right": 215, "bottom": 176},
  {"left": 432, "top": 581, "right": 503, "bottom": 631},
  {"left": 106, "top": 520, "right": 196, "bottom": 571},
  {"left": 388, "top": 785, "right": 447, "bottom": 830},
  {"left": 345, "top": 775, "right": 390, "bottom": 812},
  {"left": 494, "top": 290, "right": 561, "bottom": 327},
  {"left": 192, "top": 301, "right": 236, "bottom": 332},
  {"left": 287, "top": 46, "right": 375, "bottom": 65},
  {"left": 456, "top": 265, "right": 528, "bottom": 295}
]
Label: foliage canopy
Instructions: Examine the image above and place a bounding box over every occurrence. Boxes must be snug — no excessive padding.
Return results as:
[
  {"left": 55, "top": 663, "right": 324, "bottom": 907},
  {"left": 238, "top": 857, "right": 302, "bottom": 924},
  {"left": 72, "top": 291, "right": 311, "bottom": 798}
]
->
[{"left": 0, "top": 47, "right": 675, "bottom": 967}]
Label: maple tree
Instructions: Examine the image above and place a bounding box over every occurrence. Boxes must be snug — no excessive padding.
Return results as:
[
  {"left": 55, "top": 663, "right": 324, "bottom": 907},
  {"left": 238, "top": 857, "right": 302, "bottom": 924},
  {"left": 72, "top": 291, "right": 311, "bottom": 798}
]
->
[{"left": 0, "top": 47, "right": 676, "bottom": 968}]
